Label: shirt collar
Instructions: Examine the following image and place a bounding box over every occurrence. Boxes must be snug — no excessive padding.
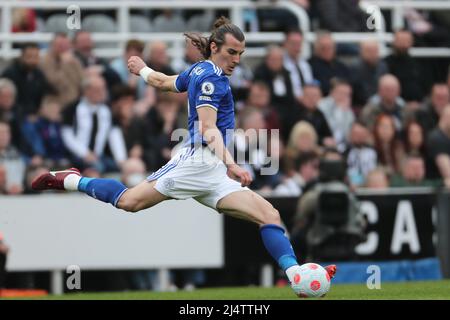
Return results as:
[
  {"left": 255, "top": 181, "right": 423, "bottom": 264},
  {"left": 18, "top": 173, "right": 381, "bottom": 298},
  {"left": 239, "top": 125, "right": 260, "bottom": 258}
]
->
[{"left": 205, "top": 60, "right": 223, "bottom": 76}]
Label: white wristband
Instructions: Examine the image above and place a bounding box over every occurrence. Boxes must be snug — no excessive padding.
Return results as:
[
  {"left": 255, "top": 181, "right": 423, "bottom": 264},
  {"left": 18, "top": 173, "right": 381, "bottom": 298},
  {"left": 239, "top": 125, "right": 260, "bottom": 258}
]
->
[{"left": 139, "top": 66, "right": 154, "bottom": 83}]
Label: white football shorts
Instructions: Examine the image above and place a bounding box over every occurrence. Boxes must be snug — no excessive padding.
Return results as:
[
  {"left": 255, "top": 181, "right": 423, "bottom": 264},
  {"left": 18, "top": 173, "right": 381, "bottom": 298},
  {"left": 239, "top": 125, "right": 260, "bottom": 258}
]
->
[{"left": 147, "top": 145, "right": 249, "bottom": 210}]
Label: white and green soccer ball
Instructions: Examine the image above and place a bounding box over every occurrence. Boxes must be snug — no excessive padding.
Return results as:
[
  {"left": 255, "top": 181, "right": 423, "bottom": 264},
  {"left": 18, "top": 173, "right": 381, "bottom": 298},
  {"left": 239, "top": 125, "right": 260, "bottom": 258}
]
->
[{"left": 290, "top": 263, "right": 331, "bottom": 298}]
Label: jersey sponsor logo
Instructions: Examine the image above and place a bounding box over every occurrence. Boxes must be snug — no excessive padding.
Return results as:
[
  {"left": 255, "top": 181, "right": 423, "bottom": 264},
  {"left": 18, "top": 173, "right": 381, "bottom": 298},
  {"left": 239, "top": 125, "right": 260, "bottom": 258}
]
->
[
  {"left": 199, "top": 95, "right": 212, "bottom": 101},
  {"left": 201, "top": 82, "right": 215, "bottom": 95}
]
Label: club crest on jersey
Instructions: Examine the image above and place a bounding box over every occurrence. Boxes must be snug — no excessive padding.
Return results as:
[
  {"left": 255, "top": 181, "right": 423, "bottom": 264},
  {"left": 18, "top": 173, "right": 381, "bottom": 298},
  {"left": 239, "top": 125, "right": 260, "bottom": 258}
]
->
[{"left": 201, "top": 82, "right": 215, "bottom": 95}]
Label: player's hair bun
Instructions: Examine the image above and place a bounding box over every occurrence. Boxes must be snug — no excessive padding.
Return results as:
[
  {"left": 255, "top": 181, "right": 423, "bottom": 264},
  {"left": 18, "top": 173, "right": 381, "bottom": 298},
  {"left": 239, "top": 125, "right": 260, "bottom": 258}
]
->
[{"left": 213, "top": 16, "right": 231, "bottom": 30}]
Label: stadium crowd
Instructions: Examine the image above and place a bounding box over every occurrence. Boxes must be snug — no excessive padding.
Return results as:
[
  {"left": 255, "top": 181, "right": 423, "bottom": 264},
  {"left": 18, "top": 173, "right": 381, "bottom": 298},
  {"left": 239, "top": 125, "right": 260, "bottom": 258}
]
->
[{"left": 1, "top": 29, "right": 449, "bottom": 198}]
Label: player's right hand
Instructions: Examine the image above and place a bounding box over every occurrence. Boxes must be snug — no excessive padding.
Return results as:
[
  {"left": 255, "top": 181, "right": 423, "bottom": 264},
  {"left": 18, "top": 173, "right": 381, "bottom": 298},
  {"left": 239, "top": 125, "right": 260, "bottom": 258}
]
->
[
  {"left": 227, "top": 164, "right": 252, "bottom": 187},
  {"left": 127, "top": 56, "right": 146, "bottom": 75}
]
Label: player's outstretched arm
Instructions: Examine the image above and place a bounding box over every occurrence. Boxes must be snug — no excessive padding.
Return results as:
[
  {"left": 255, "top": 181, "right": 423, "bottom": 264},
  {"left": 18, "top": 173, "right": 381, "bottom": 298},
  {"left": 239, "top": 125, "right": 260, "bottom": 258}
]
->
[
  {"left": 197, "top": 106, "right": 252, "bottom": 187},
  {"left": 127, "top": 56, "right": 178, "bottom": 92}
]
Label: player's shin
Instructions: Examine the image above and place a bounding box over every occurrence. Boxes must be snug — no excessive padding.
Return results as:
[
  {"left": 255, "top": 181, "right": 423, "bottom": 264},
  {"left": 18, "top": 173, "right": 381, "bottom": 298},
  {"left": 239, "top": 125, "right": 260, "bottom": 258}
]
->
[
  {"left": 260, "top": 224, "right": 300, "bottom": 283},
  {"left": 77, "top": 177, "right": 128, "bottom": 207}
]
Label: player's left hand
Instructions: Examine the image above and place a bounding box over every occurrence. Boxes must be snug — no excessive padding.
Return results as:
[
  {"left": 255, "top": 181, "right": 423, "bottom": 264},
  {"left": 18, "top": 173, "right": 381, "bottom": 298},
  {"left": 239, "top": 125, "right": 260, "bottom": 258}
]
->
[
  {"left": 227, "top": 164, "right": 252, "bottom": 187},
  {"left": 127, "top": 56, "right": 146, "bottom": 75}
]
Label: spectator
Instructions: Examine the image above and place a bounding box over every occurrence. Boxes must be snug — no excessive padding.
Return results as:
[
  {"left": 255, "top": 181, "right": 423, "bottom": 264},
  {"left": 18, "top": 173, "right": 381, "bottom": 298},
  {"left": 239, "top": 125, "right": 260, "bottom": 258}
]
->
[
  {"left": 257, "top": 4, "right": 299, "bottom": 32},
  {"left": 146, "top": 40, "right": 185, "bottom": 112},
  {"left": 318, "top": 78, "right": 355, "bottom": 152},
  {"left": 373, "top": 114, "right": 405, "bottom": 176},
  {"left": 285, "top": 83, "right": 335, "bottom": 147},
  {"left": 253, "top": 45, "right": 296, "bottom": 116},
  {"left": 351, "top": 40, "right": 389, "bottom": 108},
  {"left": 0, "top": 231, "right": 8, "bottom": 290},
  {"left": 2, "top": 43, "right": 54, "bottom": 119},
  {"left": 171, "top": 38, "right": 203, "bottom": 74},
  {"left": 360, "top": 74, "right": 406, "bottom": 131},
  {"left": 229, "top": 62, "right": 254, "bottom": 106},
  {"left": 403, "top": 121, "right": 426, "bottom": 159},
  {"left": 73, "top": 30, "right": 106, "bottom": 68},
  {"left": 110, "top": 39, "right": 148, "bottom": 99},
  {"left": 364, "top": 167, "right": 390, "bottom": 189},
  {"left": 415, "top": 83, "right": 450, "bottom": 135},
  {"left": 0, "top": 78, "right": 22, "bottom": 150},
  {"left": 405, "top": 8, "right": 450, "bottom": 48},
  {"left": 345, "top": 122, "right": 377, "bottom": 188},
  {"left": 40, "top": 33, "right": 84, "bottom": 108},
  {"left": 244, "top": 81, "right": 281, "bottom": 132},
  {"left": 12, "top": 7, "right": 36, "bottom": 32},
  {"left": 21, "top": 99, "right": 70, "bottom": 169},
  {"left": 390, "top": 154, "right": 440, "bottom": 188},
  {"left": 121, "top": 157, "right": 147, "bottom": 189},
  {"left": 427, "top": 105, "right": 450, "bottom": 186},
  {"left": 233, "top": 107, "right": 280, "bottom": 192},
  {"left": 61, "top": 75, "right": 127, "bottom": 174},
  {"left": 142, "top": 92, "right": 182, "bottom": 172},
  {"left": 283, "top": 28, "right": 314, "bottom": 101},
  {"left": 72, "top": 30, "right": 122, "bottom": 96},
  {"left": 315, "top": 0, "right": 369, "bottom": 32},
  {"left": 272, "top": 151, "right": 319, "bottom": 197},
  {"left": 110, "top": 85, "right": 146, "bottom": 159},
  {"left": 146, "top": 41, "right": 176, "bottom": 75},
  {"left": 309, "top": 32, "right": 351, "bottom": 96},
  {"left": 284, "top": 121, "right": 319, "bottom": 176},
  {"left": 0, "top": 121, "right": 25, "bottom": 194},
  {"left": 384, "top": 30, "right": 424, "bottom": 103}
]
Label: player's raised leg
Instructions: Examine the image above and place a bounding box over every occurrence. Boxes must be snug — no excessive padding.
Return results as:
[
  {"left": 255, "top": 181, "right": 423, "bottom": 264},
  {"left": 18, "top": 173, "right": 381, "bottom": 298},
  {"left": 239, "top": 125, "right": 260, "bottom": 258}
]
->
[{"left": 31, "top": 167, "right": 168, "bottom": 212}]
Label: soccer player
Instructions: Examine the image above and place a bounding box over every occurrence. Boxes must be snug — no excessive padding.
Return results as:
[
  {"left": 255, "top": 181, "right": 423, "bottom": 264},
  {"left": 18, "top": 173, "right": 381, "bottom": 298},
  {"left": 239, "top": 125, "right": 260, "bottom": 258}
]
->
[{"left": 32, "top": 17, "right": 336, "bottom": 296}]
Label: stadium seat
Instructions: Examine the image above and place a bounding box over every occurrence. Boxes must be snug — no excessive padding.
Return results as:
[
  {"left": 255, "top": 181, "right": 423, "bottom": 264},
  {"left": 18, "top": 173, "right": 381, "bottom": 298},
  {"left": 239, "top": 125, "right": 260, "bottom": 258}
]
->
[
  {"left": 129, "top": 15, "right": 153, "bottom": 32},
  {"left": 186, "top": 10, "right": 215, "bottom": 32},
  {"left": 45, "top": 14, "right": 71, "bottom": 33},
  {"left": 82, "top": 14, "right": 117, "bottom": 33},
  {"left": 153, "top": 13, "right": 186, "bottom": 32},
  {"left": 82, "top": 14, "right": 118, "bottom": 48}
]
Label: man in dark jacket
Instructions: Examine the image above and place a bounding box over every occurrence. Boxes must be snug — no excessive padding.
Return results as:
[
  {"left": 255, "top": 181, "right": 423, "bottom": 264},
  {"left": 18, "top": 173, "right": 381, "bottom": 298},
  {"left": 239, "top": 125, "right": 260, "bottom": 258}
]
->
[
  {"left": 315, "top": 0, "right": 370, "bottom": 32},
  {"left": 286, "top": 82, "right": 335, "bottom": 146},
  {"left": 384, "top": 30, "right": 424, "bottom": 102},
  {"left": 2, "top": 43, "right": 54, "bottom": 120},
  {"left": 309, "top": 32, "right": 351, "bottom": 96},
  {"left": 253, "top": 45, "right": 296, "bottom": 111},
  {"left": 415, "top": 83, "right": 449, "bottom": 135}
]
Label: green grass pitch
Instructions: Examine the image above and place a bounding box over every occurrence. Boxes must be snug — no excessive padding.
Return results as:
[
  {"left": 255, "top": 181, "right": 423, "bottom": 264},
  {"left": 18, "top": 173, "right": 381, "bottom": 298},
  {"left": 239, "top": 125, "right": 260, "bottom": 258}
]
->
[{"left": 27, "top": 280, "right": 450, "bottom": 300}]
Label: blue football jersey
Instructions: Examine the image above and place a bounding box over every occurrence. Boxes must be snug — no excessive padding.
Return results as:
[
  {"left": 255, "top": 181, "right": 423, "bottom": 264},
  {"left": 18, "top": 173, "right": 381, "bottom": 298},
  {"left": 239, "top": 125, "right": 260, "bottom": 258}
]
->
[{"left": 174, "top": 60, "right": 235, "bottom": 147}]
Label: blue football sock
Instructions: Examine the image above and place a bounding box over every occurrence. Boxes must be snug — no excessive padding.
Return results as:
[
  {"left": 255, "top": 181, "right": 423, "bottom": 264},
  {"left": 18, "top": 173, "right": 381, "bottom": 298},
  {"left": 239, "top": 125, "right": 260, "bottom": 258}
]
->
[
  {"left": 260, "top": 224, "right": 299, "bottom": 271},
  {"left": 78, "top": 177, "right": 128, "bottom": 207}
]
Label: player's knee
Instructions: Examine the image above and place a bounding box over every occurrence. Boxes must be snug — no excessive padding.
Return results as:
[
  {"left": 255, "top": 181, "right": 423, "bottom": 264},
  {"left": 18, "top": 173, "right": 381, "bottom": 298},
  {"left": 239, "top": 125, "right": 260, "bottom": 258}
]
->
[
  {"left": 261, "top": 207, "right": 281, "bottom": 225},
  {"left": 117, "top": 194, "right": 140, "bottom": 213}
]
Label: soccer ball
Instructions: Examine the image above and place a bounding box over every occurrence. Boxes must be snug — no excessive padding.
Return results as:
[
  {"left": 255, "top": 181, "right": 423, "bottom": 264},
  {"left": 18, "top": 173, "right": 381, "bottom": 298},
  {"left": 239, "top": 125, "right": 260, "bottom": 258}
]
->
[{"left": 291, "top": 263, "right": 331, "bottom": 298}]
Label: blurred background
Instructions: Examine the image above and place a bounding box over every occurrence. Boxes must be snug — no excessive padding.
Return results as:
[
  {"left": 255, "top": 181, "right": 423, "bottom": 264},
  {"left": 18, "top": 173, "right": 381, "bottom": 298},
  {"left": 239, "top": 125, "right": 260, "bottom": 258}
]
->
[{"left": 0, "top": 0, "right": 449, "bottom": 297}]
